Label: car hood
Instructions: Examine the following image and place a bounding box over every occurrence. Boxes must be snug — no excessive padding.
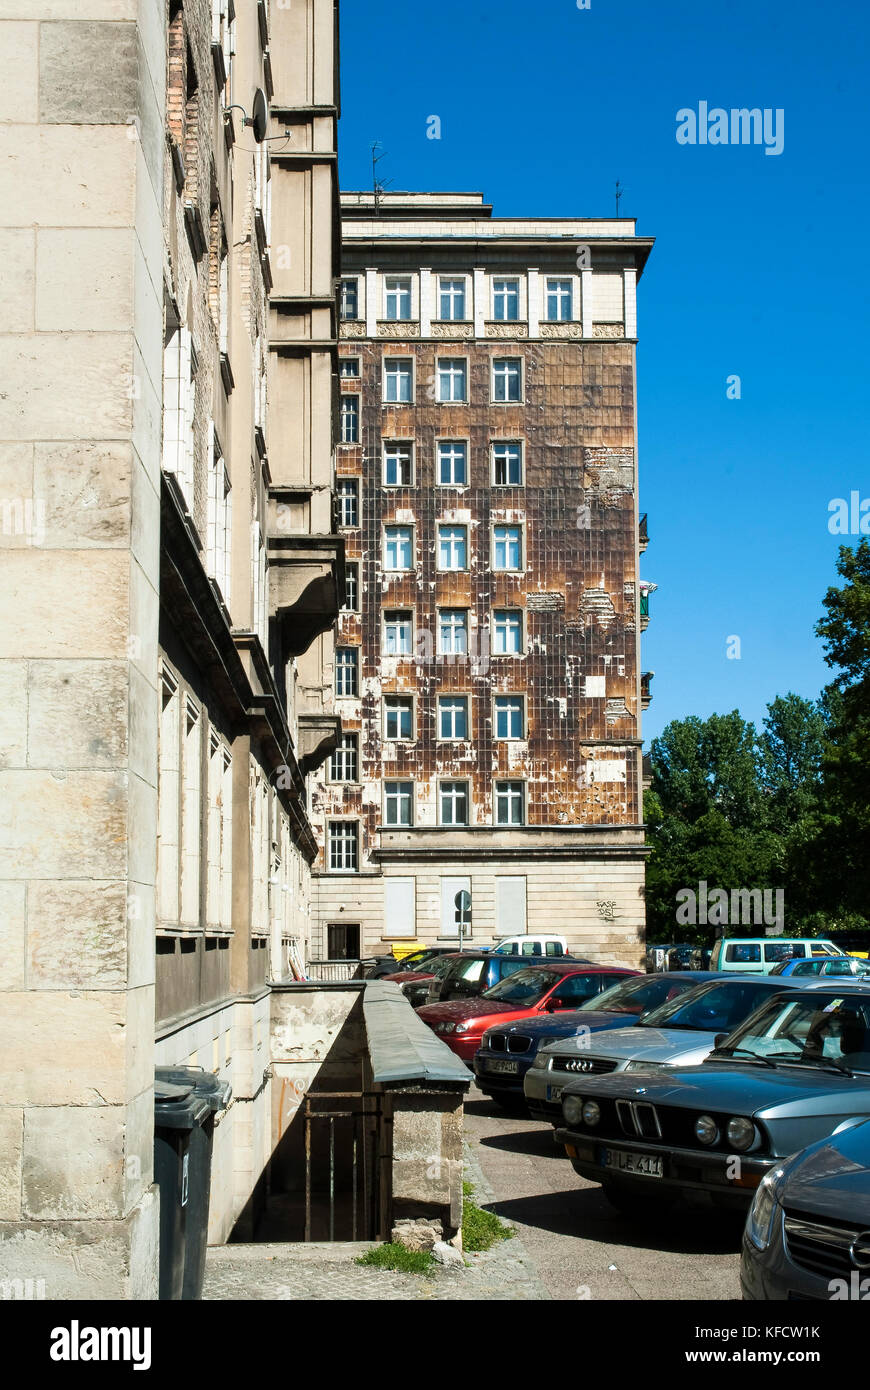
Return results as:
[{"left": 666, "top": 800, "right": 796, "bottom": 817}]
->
[
  {"left": 560, "top": 1062, "right": 870, "bottom": 1118},
  {"left": 778, "top": 1122, "right": 870, "bottom": 1223},
  {"left": 417, "top": 998, "right": 533, "bottom": 1025},
  {"left": 541, "top": 1025, "right": 718, "bottom": 1063},
  {"left": 489, "top": 1009, "right": 641, "bottom": 1041},
  {"left": 383, "top": 969, "right": 434, "bottom": 983}
]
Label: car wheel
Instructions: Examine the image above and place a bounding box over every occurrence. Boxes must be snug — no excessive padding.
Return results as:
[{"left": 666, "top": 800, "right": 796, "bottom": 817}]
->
[{"left": 602, "top": 1183, "right": 675, "bottom": 1221}]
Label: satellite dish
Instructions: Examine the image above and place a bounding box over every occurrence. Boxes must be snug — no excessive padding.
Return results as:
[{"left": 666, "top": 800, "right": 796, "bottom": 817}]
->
[{"left": 251, "top": 88, "right": 268, "bottom": 143}]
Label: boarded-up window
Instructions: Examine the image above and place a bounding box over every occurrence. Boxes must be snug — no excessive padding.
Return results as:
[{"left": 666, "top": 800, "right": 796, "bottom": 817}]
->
[
  {"left": 441, "top": 877, "right": 471, "bottom": 937},
  {"left": 385, "top": 877, "right": 415, "bottom": 938},
  {"left": 496, "top": 877, "right": 527, "bottom": 937}
]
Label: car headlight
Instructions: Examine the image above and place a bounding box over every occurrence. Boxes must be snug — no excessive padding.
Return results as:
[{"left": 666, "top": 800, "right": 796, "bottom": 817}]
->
[
  {"left": 531, "top": 1052, "right": 550, "bottom": 1070},
  {"left": 746, "top": 1165, "right": 785, "bottom": 1251},
  {"left": 727, "top": 1117, "right": 756, "bottom": 1152},
  {"left": 623, "top": 1061, "right": 671, "bottom": 1073},
  {"left": 454, "top": 1023, "right": 468, "bottom": 1035},
  {"left": 694, "top": 1114, "right": 719, "bottom": 1146},
  {"left": 562, "top": 1094, "right": 584, "bottom": 1126},
  {"left": 438, "top": 1022, "right": 455, "bottom": 1034},
  {"left": 581, "top": 1101, "right": 600, "bottom": 1127}
]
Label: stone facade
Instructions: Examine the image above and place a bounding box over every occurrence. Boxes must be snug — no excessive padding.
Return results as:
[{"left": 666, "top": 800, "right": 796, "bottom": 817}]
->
[
  {"left": 311, "top": 194, "right": 654, "bottom": 966},
  {"left": 0, "top": 0, "right": 342, "bottom": 1295}
]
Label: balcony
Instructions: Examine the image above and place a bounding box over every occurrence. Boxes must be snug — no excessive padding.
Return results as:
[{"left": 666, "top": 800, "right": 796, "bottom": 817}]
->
[
  {"left": 639, "top": 581, "right": 657, "bottom": 631},
  {"left": 639, "top": 512, "right": 649, "bottom": 552},
  {"left": 298, "top": 712, "right": 342, "bottom": 775},
  {"left": 268, "top": 529, "right": 345, "bottom": 657},
  {"left": 641, "top": 671, "right": 655, "bottom": 709}
]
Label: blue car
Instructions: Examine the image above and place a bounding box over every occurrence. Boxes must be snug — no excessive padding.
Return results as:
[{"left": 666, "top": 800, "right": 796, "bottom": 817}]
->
[
  {"left": 768, "top": 956, "right": 870, "bottom": 979},
  {"left": 473, "top": 970, "right": 728, "bottom": 1109}
]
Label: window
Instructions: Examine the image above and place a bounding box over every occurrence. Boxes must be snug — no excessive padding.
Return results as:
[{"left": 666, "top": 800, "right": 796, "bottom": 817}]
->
[
  {"left": 493, "top": 610, "right": 522, "bottom": 654},
  {"left": 384, "top": 611, "right": 413, "bottom": 656},
  {"left": 546, "top": 278, "right": 573, "bottom": 322},
  {"left": 337, "top": 478, "right": 358, "bottom": 527},
  {"left": 495, "top": 781, "right": 525, "bottom": 826},
  {"left": 328, "top": 921, "right": 360, "bottom": 958},
  {"left": 335, "top": 648, "right": 358, "bottom": 697},
  {"left": 492, "top": 441, "right": 523, "bottom": 486},
  {"left": 343, "top": 562, "right": 359, "bottom": 611},
  {"left": 384, "top": 780, "right": 414, "bottom": 827},
  {"left": 438, "top": 696, "right": 469, "bottom": 739},
  {"left": 383, "top": 442, "right": 413, "bottom": 486},
  {"left": 330, "top": 733, "right": 358, "bottom": 783},
  {"left": 340, "top": 279, "right": 359, "bottom": 320},
  {"left": 438, "top": 524, "right": 468, "bottom": 571},
  {"left": 384, "top": 276, "right": 412, "bottom": 321},
  {"left": 340, "top": 357, "right": 360, "bottom": 379},
  {"left": 384, "top": 695, "right": 414, "bottom": 741},
  {"left": 492, "top": 358, "right": 522, "bottom": 402},
  {"left": 181, "top": 697, "right": 202, "bottom": 926},
  {"left": 340, "top": 394, "right": 359, "bottom": 443},
  {"left": 493, "top": 524, "right": 522, "bottom": 570},
  {"left": 437, "top": 441, "right": 467, "bottom": 485},
  {"left": 250, "top": 520, "right": 267, "bottom": 648},
  {"left": 440, "top": 780, "right": 469, "bottom": 826},
  {"left": 493, "top": 278, "right": 519, "bottom": 322},
  {"left": 439, "top": 277, "right": 466, "bottom": 321},
  {"left": 329, "top": 821, "right": 358, "bottom": 872},
  {"left": 384, "top": 525, "right": 413, "bottom": 571},
  {"left": 437, "top": 358, "right": 467, "bottom": 403},
  {"left": 206, "top": 434, "right": 231, "bottom": 604},
  {"left": 384, "top": 358, "right": 413, "bottom": 403},
  {"left": 495, "top": 695, "right": 524, "bottom": 739},
  {"left": 438, "top": 609, "right": 468, "bottom": 655}
]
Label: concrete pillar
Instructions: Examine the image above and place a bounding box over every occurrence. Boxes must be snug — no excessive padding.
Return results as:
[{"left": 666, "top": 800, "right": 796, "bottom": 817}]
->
[{"left": 0, "top": 3, "right": 165, "bottom": 1298}]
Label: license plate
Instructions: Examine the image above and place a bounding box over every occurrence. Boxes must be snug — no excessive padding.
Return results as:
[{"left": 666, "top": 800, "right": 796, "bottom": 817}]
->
[
  {"left": 547, "top": 1083, "right": 564, "bottom": 1102},
  {"left": 487, "top": 1059, "right": 519, "bottom": 1075},
  {"left": 600, "top": 1148, "right": 663, "bottom": 1178}
]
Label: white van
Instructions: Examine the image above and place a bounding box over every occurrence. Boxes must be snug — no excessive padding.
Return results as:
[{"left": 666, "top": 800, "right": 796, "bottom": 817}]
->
[
  {"left": 710, "top": 937, "right": 846, "bottom": 975},
  {"left": 490, "top": 934, "right": 569, "bottom": 957}
]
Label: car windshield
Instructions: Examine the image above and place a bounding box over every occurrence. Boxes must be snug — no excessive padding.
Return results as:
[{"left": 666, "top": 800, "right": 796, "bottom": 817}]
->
[
  {"left": 640, "top": 980, "right": 776, "bottom": 1033},
  {"left": 426, "top": 955, "right": 455, "bottom": 978},
  {"left": 593, "top": 974, "right": 698, "bottom": 1016},
  {"left": 715, "top": 993, "right": 870, "bottom": 1072},
  {"left": 482, "top": 969, "right": 556, "bottom": 1004}
]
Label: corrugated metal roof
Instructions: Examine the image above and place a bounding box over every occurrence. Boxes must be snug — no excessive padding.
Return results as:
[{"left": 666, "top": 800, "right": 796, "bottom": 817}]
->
[{"left": 363, "top": 981, "right": 473, "bottom": 1086}]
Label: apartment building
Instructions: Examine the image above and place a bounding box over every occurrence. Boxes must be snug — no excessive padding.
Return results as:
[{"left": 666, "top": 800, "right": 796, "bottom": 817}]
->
[
  {"left": 0, "top": 0, "right": 341, "bottom": 1297},
  {"left": 312, "top": 192, "right": 654, "bottom": 965}
]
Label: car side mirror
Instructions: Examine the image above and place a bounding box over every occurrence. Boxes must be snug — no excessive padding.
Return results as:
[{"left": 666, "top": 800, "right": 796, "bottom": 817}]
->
[{"left": 713, "top": 1033, "right": 728, "bottom": 1048}]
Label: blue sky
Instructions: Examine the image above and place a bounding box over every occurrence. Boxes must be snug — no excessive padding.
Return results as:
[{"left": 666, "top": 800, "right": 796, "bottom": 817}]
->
[{"left": 336, "top": 0, "right": 870, "bottom": 745}]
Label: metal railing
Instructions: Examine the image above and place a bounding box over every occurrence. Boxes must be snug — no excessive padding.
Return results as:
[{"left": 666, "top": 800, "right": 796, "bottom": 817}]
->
[{"left": 306, "top": 958, "right": 367, "bottom": 983}]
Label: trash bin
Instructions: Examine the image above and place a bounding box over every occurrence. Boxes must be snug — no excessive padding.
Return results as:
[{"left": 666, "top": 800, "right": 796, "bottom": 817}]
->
[
  {"left": 155, "top": 1066, "right": 232, "bottom": 1300},
  {"left": 154, "top": 1079, "right": 209, "bottom": 1301}
]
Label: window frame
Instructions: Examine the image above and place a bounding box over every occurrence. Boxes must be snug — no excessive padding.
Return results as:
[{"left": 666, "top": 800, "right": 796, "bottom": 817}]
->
[
  {"left": 491, "top": 440, "right": 524, "bottom": 486},
  {"left": 491, "top": 357, "right": 523, "bottom": 404},
  {"left": 437, "top": 694, "right": 470, "bottom": 741},
  {"left": 492, "top": 608, "right": 524, "bottom": 656},
  {"left": 439, "top": 779, "right": 470, "bottom": 827},
  {"left": 545, "top": 277, "right": 574, "bottom": 322},
  {"left": 383, "top": 275, "right": 413, "bottom": 323},
  {"left": 340, "top": 356, "right": 361, "bottom": 379},
  {"left": 383, "top": 779, "right": 415, "bottom": 828},
  {"left": 335, "top": 647, "right": 359, "bottom": 698},
  {"left": 329, "top": 732, "right": 359, "bottom": 784},
  {"left": 328, "top": 819, "right": 359, "bottom": 872},
  {"left": 383, "top": 609, "right": 414, "bottom": 657},
  {"left": 342, "top": 561, "right": 359, "bottom": 612},
  {"left": 437, "top": 523, "right": 469, "bottom": 572},
  {"left": 436, "top": 356, "right": 468, "bottom": 404},
  {"left": 494, "top": 694, "right": 526, "bottom": 741},
  {"left": 382, "top": 440, "right": 414, "bottom": 488},
  {"left": 438, "top": 276, "right": 468, "bottom": 322},
  {"left": 337, "top": 477, "right": 359, "bottom": 528},
  {"left": 438, "top": 607, "right": 469, "bottom": 656},
  {"left": 492, "top": 277, "right": 520, "bottom": 323},
  {"left": 494, "top": 779, "right": 526, "bottom": 826},
  {"left": 383, "top": 694, "right": 415, "bottom": 742},
  {"left": 492, "top": 522, "right": 524, "bottom": 572},
  {"left": 340, "top": 278, "right": 359, "bottom": 321},
  {"left": 384, "top": 523, "right": 415, "bottom": 572},
  {"left": 436, "top": 439, "right": 469, "bottom": 487},
  {"left": 383, "top": 356, "right": 414, "bottom": 405},
  {"left": 340, "top": 393, "right": 360, "bottom": 444}
]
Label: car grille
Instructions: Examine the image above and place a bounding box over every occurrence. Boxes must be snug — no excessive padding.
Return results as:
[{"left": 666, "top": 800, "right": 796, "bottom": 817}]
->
[
  {"left": 551, "top": 1055, "right": 618, "bottom": 1075},
  {"left": 487, "top": 1033, "right": 532, "bottom": 1054},
  {"left": 784, "top": 1210, "right": 870, "bottom": 1280}
]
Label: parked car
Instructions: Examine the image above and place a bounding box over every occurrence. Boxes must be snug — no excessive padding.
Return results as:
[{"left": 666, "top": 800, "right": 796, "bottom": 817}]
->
[
  {"left": 666, "top": 944, "right": 695, "bottom": 971},
  {"left": 425, "top": 949, "right": 584, "bottom": 1005},
  {"left": 368, "top": 946, "right": 459, "bottom": 979},
  {"left": 417, "top": 964, "right": 638, "bottom": 1063},
  {"left": 400, "top": 953, "right": 458, "bottom": 1008},
  {"left": 524, "top": 974, "right": 824, "bottom": 1123},
  {"left": 710, "top": 936, "right": 846, "bottom": 975},
  {"left": 741, "top": 1117, "right": 870, "bottom": 1300},
  {"left": 474, "top": 970, "right": 726, "bottom": 1109},
  {"left": 767, "top": 955, "right": 870, "bottom": 979},
  {"left": 554, "top": 984, "right": 870, "bottom": 1217},
  {"left": 490, "top": 934, "right": 569, "bottom": 957},
  {"left": 690, "top": 947, "right": 714, "bottom": 971}
]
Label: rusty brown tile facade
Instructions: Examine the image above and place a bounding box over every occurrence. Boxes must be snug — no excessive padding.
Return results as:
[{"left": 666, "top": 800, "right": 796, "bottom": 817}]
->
[{"left": 312, "top": 194, "right": 654, "bottom": 965}]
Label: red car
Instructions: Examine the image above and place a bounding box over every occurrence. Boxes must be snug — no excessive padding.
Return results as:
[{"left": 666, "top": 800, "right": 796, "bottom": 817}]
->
[{"left": 416, "top": 963, "right": 640, "bottom": 1063}]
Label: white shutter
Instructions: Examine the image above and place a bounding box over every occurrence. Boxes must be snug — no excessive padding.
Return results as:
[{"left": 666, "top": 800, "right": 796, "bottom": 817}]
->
[
  {"left": 384, "top": 877, "right": 415, "bottom": 938},
  {"left": 496, "top": 876, "right": 527, "bottom": 937}
]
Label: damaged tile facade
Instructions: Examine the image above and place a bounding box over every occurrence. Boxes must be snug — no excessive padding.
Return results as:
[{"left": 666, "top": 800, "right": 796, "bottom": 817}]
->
[{"left": 311, "top": 194, "right": 655, "bottom": 965}]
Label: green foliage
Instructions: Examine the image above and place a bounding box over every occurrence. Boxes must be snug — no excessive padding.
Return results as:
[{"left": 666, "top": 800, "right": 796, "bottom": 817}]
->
[
  {"left": 355, "top": 1243, "right": 435, "bottom": 1275},
  {"left": 462, "top": 1197, "right": 514, "bottom": 1252},
  {"left": 646, "top": 543, "right": 870, "bottom": 941}
]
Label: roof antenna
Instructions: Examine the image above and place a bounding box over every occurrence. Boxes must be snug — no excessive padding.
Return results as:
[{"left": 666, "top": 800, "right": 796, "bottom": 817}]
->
[
  {"left": 615, "top": 180, "right": 624, "bottom": 217},
  {"left": 372, "top": 141, "right": 392, "bottom": 214}
]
